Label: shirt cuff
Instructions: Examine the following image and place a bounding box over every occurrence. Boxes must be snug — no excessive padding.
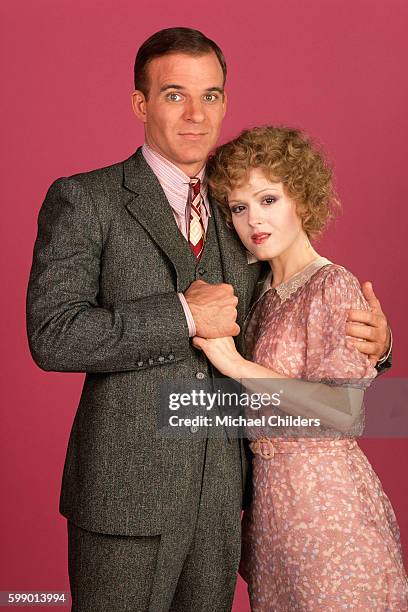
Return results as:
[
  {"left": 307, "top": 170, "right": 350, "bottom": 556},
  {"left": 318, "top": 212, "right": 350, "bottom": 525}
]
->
[
  {"left": 377, "top": 327, "right": 393, "bottom": 365},
  {"left": 178, "top": 293, "right": 197, "bottom": 337}
]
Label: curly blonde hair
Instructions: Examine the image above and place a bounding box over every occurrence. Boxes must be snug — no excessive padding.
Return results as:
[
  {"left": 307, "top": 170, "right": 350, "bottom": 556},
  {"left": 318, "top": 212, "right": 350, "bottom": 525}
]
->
[{"left": 207, "top": 126, "right": 340, "bottom": 238}]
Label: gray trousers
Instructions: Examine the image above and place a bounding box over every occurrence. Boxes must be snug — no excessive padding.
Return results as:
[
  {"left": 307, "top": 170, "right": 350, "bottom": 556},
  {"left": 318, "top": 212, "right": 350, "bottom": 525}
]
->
[{"left": 67, "top": 438, "right": 243, "bottom": 612}]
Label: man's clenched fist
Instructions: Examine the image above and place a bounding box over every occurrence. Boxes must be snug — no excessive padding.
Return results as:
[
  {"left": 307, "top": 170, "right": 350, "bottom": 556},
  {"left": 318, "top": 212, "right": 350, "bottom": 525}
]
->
[{"left": 184, "top": 280, "right": 240, "bottom": 338}]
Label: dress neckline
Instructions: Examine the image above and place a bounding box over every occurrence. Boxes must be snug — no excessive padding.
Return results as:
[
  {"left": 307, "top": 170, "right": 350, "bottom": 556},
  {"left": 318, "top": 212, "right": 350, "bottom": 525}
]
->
[
  {"left": 243, "top": 256, "right": 333, "bottom": 333},
  {"left": 265, "top": 256, "right": 333, "bottom": 302}
]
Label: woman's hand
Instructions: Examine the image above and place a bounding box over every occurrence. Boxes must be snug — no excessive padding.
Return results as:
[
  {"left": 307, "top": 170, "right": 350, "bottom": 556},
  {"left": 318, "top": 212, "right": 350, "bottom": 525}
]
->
[{"left": 192, "top": 336, "right": 245, "bottom": 377}]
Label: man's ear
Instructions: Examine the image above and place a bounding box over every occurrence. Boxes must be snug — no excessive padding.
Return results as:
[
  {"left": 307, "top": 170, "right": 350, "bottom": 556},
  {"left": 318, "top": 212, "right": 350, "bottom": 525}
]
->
[{"left": 131, "top": 90, "right": 148, "bottom": 123}]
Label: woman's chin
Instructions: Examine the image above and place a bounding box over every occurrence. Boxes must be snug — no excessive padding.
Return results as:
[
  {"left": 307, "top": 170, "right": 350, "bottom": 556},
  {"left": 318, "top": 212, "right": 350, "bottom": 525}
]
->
[{"left": 249, "top": 248, "right": 280, "bottom": 261}]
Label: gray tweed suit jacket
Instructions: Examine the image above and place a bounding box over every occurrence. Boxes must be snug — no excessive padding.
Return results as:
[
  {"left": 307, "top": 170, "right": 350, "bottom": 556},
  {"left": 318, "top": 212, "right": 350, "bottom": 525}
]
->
[{"left": 26, "top": 148, "right": 262, "bottom": 536}]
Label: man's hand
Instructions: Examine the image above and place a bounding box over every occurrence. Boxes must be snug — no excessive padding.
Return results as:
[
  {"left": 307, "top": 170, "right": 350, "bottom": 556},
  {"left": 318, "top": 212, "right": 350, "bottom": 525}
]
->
[
  {"left": 184, "top": 280, "right": 240, "bottom": 338},
  {"left": 346, "top": 281, "right": 391, "bottom": 365}
]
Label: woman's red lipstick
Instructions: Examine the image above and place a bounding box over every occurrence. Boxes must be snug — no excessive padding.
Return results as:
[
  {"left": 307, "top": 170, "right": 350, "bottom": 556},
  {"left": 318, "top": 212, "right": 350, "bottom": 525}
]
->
[{"left": 251, "top": 233, "right": 270, "bottom": 245}]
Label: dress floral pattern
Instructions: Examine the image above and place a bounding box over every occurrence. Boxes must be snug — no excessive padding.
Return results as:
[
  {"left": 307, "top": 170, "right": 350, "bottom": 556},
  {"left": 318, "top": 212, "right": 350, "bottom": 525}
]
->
[{"left": 240, "top": 258, "right": 408, "bottom": 611}]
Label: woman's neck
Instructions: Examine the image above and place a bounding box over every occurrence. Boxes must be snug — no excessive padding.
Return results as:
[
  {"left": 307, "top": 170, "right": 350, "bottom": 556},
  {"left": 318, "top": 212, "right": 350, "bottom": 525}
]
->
[{"left": 269, "top": 234, "right": 320, "bottom": 287}]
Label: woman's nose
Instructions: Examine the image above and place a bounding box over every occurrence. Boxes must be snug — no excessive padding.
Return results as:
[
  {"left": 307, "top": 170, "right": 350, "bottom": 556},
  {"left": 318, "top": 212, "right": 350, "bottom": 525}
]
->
[{"left": 247, "top": 208, "right": 265, "bottom": 226}]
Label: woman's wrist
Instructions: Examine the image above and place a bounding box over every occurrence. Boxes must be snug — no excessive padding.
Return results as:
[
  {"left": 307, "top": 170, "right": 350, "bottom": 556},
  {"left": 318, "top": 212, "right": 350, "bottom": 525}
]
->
[{"left": 227, "top": 356, "right": 251, "bottom": 380}]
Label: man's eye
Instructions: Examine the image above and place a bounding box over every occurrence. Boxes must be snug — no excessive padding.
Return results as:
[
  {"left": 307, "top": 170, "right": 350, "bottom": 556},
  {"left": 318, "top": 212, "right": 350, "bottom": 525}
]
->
[
  {"left": 167, "top": 93, "right": 182, "bottom": 102},
  {"left": 204, "top": 94, "right": 218, "bottom": 102}
]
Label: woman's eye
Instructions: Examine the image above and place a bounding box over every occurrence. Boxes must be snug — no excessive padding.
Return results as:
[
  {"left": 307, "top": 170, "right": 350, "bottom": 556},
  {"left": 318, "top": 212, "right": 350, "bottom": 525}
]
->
[
  {"left": 263, "top": 196, "right": 277, "bottom": 204},
  {"left": 230, "top": 205, "right": 246, "bottom": 214}
]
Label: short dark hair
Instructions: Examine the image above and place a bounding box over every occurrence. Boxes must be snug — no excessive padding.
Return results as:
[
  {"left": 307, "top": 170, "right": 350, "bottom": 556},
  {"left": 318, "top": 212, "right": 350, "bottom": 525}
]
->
[{"left": 134, "top": 27, "right": 227, "bottom": 98}]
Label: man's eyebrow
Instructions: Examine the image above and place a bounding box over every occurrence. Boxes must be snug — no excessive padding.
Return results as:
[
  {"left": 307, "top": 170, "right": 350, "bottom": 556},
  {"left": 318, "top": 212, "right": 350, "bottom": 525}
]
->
[
  {"left": 204, "top": 86, "right": 224, "bottom": 94},
  {"left": 159, "top": 84, "right": 185, "bottom": 92},
  {"left": 159, "top": 84, "right": 224, "bottom": 94}
]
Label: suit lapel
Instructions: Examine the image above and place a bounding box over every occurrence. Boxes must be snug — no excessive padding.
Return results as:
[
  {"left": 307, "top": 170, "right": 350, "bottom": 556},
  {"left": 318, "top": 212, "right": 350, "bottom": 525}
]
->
[
  {"left": 123, "top": 149, "right": 196, "bottom": 292},
  {"left": 123, "top": 149, "right": 263, "bottom": 321},
  {"left": 210, "top": 201, "right": 247, "bottom": 321},
  {"left": 211, "top": 200, "right": 262, "bottom": 324}
]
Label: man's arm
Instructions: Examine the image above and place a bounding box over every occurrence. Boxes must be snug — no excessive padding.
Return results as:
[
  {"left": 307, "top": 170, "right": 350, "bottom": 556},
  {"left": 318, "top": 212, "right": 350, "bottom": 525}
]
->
[
  {"left": 27, "top": 178, "right": 239, "bottom": 374},
  {"left": 346, "top": 281, "right": 392, "bottom": 371},
  {"left": 26, "top": 178, "right": 192, "bottom": 373}
]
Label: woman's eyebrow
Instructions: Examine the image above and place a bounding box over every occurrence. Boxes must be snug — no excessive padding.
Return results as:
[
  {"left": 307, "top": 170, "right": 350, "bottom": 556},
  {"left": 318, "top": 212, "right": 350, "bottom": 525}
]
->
[
  {"left": 253, "top": 187, "right": 281, "bottom": 196},
  {"left": 229, "top": 187, "right": 281, "bottom": 203}
]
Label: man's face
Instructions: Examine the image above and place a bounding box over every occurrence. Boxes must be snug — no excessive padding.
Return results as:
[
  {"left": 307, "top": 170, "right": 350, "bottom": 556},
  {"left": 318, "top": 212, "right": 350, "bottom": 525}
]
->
[{"left": 132, "top": 52, "right": 227, "bottom": 176}]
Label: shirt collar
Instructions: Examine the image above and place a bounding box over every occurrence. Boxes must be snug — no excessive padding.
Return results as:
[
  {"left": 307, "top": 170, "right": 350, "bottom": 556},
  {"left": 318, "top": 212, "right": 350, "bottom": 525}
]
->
[{"left": 142, "top": 143, "right": 209, "bottom": 215}]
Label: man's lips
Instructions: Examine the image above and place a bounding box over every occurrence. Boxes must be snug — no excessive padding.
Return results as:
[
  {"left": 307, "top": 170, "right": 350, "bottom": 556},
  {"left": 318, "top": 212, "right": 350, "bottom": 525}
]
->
[
  {"left": 251, "top": 232, "right": 270, "bottom": 245},
  {"left": 178, "top": 133, "right": 207, "bottom": 140}
]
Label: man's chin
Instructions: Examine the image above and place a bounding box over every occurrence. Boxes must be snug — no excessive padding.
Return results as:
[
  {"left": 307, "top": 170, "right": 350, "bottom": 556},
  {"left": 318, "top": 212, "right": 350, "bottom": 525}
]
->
[{"left": 173, "top": 148, "right": 211, "bottom": 168}]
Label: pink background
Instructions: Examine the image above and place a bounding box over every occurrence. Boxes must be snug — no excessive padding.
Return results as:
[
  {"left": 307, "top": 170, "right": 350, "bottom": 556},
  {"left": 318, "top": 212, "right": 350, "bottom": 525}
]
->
[{"left": 1, "top": 1, "right": 407, "bottom": 609}]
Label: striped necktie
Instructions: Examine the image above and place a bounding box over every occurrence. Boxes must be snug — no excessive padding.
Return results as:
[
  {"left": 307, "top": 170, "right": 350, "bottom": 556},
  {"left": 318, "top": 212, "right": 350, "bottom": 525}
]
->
[{"left": 188, "top": 177, "right": 205, "bottom": 259}]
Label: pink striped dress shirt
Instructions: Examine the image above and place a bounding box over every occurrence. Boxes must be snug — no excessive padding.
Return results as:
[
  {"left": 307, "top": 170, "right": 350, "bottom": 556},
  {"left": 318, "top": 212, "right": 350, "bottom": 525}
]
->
[{"left": 142, "top": 143, "right": 211, "bottom": 337}]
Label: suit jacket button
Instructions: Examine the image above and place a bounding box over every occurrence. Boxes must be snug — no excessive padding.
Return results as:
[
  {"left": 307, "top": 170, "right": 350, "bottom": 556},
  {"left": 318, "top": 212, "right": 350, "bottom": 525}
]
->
[
  {"left": 158, "top": 356, "right": 165, "bottom": 362},
  {"left": 148, "top": 358, "right": 154, "bottom": 365},
  {"left": 168, "top": 354, "right": 175, "bottom": 360},
  {"left": 137, "top": 361, "right": 143, "bottom": 367},
  {"left": 196, "top": 372, "right": 206, "bottom": 380},
  {"left": 190, "top": 425, "right": 199, "bottom": 433}
]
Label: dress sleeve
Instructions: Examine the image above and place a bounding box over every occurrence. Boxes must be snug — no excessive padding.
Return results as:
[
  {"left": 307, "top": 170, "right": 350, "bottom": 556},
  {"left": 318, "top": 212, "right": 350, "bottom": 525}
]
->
[{"left": 305, "top": 266, "right": 377, "bottom": 388}]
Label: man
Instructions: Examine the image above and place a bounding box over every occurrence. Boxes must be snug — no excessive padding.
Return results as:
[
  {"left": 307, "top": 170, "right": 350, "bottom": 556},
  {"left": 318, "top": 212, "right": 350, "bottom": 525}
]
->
[{"left": 26, "top": 27, "right": 391, "bottom": 612}]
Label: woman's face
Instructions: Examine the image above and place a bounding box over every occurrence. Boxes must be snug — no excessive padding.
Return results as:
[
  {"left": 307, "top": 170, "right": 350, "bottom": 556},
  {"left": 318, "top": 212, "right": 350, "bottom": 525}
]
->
[{"left": 228, "top": 168, "right": 305, "bottom": 260}]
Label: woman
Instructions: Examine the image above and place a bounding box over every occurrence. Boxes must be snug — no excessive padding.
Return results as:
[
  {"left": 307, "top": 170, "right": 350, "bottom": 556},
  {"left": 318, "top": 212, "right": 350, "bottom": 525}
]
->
[{"left": 193, "top": 127, "right": 408, "bottom": 610}]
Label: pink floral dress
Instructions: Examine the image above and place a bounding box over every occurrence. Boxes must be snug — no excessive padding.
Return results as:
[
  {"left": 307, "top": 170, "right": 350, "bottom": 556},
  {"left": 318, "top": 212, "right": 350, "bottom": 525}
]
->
[{"left": 240, "top": 257, "right": 408, "bottom": 611}]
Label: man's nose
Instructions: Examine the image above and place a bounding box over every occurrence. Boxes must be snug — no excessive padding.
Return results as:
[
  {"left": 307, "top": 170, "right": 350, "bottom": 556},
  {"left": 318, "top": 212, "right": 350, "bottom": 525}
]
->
[{"left": 183, "top": 98, "right": 205, "bottom": 123}]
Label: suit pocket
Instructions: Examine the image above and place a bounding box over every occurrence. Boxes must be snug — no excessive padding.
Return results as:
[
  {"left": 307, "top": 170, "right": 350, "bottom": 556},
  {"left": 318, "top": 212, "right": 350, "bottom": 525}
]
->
[{"left": 61, "top": 407, "right": 168, "bottom": 534}]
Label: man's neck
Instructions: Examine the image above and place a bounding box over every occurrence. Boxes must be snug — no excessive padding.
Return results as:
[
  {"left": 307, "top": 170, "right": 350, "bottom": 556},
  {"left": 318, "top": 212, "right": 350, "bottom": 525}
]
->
[{"left": 144, "top": 142, "right": 206, "bottom": 178}]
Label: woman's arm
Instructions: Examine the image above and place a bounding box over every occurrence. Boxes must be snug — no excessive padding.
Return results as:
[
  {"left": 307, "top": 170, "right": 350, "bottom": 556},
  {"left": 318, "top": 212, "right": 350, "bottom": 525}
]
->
[{"left": 192, "top": 336, "right": 364, "bottom": 433}]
